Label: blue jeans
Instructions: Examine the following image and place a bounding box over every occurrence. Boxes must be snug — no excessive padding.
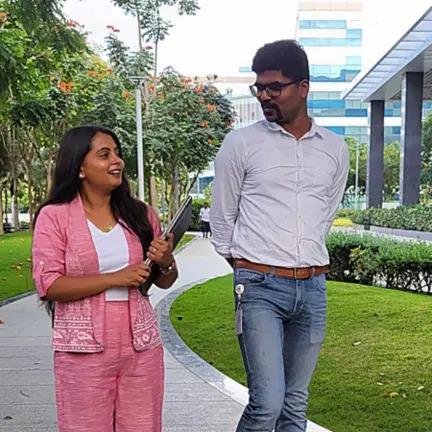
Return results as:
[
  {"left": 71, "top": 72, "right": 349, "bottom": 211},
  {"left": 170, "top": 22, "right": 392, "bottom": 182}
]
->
[{"left": 234, "top": 268, "right": 327, "bottom": 432}]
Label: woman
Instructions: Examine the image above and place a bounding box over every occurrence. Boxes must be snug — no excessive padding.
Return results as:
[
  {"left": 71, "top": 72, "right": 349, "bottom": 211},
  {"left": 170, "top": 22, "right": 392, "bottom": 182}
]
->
[{"left": 32, "top": 126, "right": 177, "bottom": 432}]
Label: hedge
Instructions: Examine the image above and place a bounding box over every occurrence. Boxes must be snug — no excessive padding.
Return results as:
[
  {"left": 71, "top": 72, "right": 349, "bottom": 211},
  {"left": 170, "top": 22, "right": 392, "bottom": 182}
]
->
[
  {"left": 326, "top": 232, "right": 432, "bottom": 294},
  {"left": 352, "top": 205, "right": 432, "bottom": 232}
]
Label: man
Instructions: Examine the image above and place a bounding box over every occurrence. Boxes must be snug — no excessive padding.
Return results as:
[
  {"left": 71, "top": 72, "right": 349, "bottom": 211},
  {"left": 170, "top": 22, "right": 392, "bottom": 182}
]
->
[
  {"left": 199, "top": 202, "right": 211, "bottom": 238},
  {"left": 210, "top": 40, "right": 349, "bottom": 432}
]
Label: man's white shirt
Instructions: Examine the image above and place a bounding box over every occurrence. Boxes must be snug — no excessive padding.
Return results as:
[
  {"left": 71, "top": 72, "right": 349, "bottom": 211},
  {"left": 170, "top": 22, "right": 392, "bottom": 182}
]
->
[{"left": 210, "top": 119, "right": 349, "bottom": 267}]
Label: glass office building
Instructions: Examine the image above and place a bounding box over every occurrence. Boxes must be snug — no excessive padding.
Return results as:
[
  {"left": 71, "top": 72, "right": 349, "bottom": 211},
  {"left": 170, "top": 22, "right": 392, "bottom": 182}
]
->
[
  {"left": 191, "top": 0, "right": 432, "bottom": 196},
  {"left": 297, "top": 0, "right": 402, "bottom": 144}
]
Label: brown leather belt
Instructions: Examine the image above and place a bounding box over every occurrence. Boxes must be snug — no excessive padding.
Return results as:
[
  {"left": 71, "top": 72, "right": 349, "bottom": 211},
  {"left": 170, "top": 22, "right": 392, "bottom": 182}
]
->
[{"left": 234, "top": 259, "right": 329, "bottom": 280}]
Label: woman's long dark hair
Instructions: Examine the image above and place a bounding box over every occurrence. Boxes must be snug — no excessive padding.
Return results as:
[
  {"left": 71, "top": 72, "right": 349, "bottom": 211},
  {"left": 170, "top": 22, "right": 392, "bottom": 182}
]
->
[{"left": 34, "top": 126, "right": 154, "bottom": 314}]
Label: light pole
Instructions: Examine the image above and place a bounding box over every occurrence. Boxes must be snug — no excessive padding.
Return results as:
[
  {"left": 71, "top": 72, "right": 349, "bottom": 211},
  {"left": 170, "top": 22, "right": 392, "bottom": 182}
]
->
[{"left": 130, "top": 76, "right": 146, "bottom": 201}]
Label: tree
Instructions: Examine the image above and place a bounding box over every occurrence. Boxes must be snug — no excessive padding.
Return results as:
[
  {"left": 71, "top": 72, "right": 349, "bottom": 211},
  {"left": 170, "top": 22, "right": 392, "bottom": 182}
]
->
[
  {"left": 421, "top": 114, "right": 432, "bottom": 200},
  {"left": 111, "top": 0, "right": 199, "bottom": 74},
  {"left": 0, "top": 1, "right": 112, "bottom": 228},
  {"left": 110, "top": 0, "right": 200, "bottom": 206},
  {"left": 383, "top": 141, "right": 400, "bottom": 200},
  {"left": 143, "top": 69, "right": 234, "bottom": 215},
  {"left": 345, "top": 137, "right": 367, "bottom": 196},
  {"left": 345, "top": 137, "right": 400, "bottom": 204}
]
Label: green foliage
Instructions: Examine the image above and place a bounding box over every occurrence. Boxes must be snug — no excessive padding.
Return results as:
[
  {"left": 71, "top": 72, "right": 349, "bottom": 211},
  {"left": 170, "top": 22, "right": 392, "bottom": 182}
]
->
[
  {"left": 144, "top": 69, "right": 234, "bottom": 211},
  {"left": 336, "top": 208, "right": 358, "bottom": 220},
  {"left": 111, "top": 0, "right": 199, "bottom": 45},
  {"left": 421, "top": 113, "right": 432, "bottom": 198},
  {"left": 326, "top": 232, "right": 432, "bottom": 293},
  {"left": 353, "top": 205, "right": 432, "bottom": 232},
  {"left": 105, "top": 30, "right": 154, "bottom": 79},
  {"left": 345, "top": 137, "right": 400, "bottom": 200}
]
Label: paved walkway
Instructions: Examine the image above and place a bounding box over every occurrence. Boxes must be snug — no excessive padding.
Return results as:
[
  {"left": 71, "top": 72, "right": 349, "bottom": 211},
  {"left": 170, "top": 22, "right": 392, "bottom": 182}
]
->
[{"left": 0, "top": 237, "right": 330, "bottom": 432}]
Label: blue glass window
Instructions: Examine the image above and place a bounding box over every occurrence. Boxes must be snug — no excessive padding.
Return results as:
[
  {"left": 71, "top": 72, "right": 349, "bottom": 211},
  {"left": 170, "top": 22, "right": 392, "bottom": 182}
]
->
[
  {"left": 308, "top": 100, "right": 345, "bottom": 109},
  {"left": 346, "top": 109, "right": 368, "bottom": 117},
  {"left": 300, "top": 38, "right": 362, "bottom": 47},
  {"left": 326, "top": 126, "right": 345, "bottom": 135},
  {"left": 299, "top": 20, "right": 346, "bottom": 29},
  {"left": 310, "top": 64, "right": 361, "bottom": 82},
  {"left": 347, "top": 29, "right": 362, "bottom": 38}
]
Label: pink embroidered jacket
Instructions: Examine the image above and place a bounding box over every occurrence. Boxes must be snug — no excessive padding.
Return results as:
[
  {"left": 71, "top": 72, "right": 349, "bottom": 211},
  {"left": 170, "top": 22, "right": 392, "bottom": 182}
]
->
[{"left": 32, "top": 195, "right": 162, "bottom": 353}]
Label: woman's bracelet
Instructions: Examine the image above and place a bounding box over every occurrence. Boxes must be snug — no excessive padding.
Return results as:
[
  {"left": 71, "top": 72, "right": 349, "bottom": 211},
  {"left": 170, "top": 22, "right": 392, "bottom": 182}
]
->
[{"left": 159, "top": 260, "right": 176, "bottom": 275}]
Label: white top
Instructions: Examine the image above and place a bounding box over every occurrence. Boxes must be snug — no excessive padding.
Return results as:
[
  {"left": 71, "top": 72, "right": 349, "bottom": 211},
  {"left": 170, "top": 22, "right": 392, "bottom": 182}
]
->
[
  {"left": 199, "top": 207, "right": 210, "bottom": 222},
  {"left": 88, "top": 221, "right": 130, "bottom": 301},
  {"left": 210, "top": 119, "right": 349, "bottom": 267}
]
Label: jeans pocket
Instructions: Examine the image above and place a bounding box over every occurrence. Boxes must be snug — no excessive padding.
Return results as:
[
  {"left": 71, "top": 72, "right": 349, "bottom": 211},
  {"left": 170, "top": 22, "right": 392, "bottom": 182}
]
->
[{"left": 234, "top": 269, "right": 266, "bottom": 288}]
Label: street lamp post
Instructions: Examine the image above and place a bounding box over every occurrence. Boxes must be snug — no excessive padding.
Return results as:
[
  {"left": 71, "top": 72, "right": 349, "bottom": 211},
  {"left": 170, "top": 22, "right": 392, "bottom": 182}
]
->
[
  {"left": 135, "top": 84, "right": 144, "bottom": 201},
  {"left": 130, "top": 76, "right": 146, "bottom": 201}
]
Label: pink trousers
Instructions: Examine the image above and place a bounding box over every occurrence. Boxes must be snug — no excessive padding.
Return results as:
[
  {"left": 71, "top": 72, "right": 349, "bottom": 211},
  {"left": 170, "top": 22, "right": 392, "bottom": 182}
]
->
[{"left": 54, "top": 301, "right": 164, "bottom": 432}]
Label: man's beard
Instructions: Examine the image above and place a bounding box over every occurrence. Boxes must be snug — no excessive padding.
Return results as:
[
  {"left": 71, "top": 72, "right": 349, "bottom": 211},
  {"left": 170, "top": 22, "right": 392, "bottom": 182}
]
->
[{"left": 261, "top": 102, "right": 283, "bottom": 123}]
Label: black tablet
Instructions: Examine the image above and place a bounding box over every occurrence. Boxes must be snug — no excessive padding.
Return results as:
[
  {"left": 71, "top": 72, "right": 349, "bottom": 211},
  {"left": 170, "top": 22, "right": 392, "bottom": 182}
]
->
[{"left": 139, "top": 196, "right": 193, "bottom": 294}]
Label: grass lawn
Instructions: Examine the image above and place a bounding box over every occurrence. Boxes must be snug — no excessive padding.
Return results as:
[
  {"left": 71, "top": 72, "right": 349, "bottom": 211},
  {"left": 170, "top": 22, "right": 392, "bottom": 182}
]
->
[
  {"left": 0, "top": 231, "right": 195, "bottom": 302},
  {"left": 0, "top": 231, "right": 34, "bottom": 301},
  {"left": 175, "top": 233, "right": 196, "bottom": 251},
  {"left": 171, "top": 275, "right": 432, "bottom": 432}
]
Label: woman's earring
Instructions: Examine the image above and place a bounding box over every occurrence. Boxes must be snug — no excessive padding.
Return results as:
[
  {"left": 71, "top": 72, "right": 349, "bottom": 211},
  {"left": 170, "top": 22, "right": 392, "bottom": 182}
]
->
[{"left": 79, "top": 173, "right": 85, "bottom": 179}]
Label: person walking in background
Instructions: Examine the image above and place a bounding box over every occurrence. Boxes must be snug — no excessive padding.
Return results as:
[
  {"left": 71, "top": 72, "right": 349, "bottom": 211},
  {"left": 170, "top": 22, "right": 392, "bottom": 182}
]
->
[
  {"left": 199, "top": 202, "right": 211, "bottom": 238},
  {"left": 210, "top": 40, "right": 349, "bottom": 432},
  {"left": 32, "top": 125, "right": 178, "bottom": 432}
]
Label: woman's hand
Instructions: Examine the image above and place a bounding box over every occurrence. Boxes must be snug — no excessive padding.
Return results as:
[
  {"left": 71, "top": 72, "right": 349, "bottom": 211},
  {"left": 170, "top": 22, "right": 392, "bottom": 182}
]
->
[
  {"left": 147, "top": 233, "right": 175, "bottom": 268},
  {"left": 110, "top": 262, "right": 150, "bottom": 287}
]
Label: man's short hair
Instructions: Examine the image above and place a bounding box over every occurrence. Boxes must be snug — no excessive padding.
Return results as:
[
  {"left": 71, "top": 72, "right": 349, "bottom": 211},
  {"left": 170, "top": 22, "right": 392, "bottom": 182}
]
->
[{"left": 252, "top": 39, "right": 309, "bottom": 82}]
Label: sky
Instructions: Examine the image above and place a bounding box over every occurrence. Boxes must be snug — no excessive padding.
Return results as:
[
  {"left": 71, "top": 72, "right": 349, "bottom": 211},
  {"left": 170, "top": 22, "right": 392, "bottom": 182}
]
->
[{"left": 63, "top": 0, "right": 432, "bottom": 77}]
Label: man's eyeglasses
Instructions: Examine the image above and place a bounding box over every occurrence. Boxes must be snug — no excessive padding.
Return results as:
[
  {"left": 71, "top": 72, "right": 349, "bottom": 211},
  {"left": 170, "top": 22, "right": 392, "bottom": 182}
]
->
[{"left": 249, "top": 80, "right": 300, "bottom": 98}]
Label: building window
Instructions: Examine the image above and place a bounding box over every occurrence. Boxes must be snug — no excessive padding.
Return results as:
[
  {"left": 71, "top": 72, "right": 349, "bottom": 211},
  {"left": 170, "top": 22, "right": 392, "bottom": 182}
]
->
[
  {"left": 326, "top": 126, "right": 345, "bottom": 135},
  {"left": 299, "top": 19, "right": 347, "bottom": 29},
  {"left": 300, "top": 37, "right": 362, "bottom": 47},
  {"left": 346, "top": 29, "right": 362, "bottom": 39}
]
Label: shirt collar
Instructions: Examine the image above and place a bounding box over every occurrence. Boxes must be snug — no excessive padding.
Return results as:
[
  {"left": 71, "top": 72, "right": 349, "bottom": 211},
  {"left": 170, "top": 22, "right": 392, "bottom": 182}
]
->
[{"left": 264, "top": 117, "right": 324, "bottom": 140}]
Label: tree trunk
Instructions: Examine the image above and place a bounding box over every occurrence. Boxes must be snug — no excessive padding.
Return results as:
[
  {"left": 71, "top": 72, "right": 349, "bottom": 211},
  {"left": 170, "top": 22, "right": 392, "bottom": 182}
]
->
[
  {"left": 47, "top": 152, "right": 54, "bottom": 196},
  {"left": 11, "top": 177, "right": 19, "bottom": 229},
  {"left": 4, "top": 188, "right": 8, "bottom": 223},
  {"left": 149, "top": 175, "right": 158, "bottom": 206},
  {"left": 26, "top": 162, "right": 34, "bottom": 224},
  {"left": 0, "top": 183, "right": 4, "bottom": 235},
  {"left": 170, "top": 165, "right": 180, "bottom": 218}
]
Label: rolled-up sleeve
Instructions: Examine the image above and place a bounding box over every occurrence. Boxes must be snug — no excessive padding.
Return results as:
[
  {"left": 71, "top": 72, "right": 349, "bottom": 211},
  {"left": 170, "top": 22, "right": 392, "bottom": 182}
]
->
[
  {"left": 32, "top": 207, "right": 66, "bottom": 298},
  {"left": 210, "top": 130, "right": 246, "bottom": 258}
]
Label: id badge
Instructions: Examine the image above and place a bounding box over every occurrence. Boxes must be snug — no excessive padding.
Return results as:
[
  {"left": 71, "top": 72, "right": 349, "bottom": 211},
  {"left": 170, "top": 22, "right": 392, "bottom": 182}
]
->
[
  {"left": 235, "top": 304, "right": 243, "bottom": 336},
  {"left": 235, "top": 284, "right": 245, "bottom": 336}
]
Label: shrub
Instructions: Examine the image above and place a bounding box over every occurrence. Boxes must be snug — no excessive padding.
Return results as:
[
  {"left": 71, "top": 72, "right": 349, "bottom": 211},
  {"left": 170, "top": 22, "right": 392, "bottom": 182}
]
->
[
  {"left": 335, "top": 208, "right": 358, "bottom": 220},
  {"left": 333, "top": 218, "right": 353, "bottom": 227},
  {"left": 326, "top": 232, "right": 432, "bottom": 294},
  {"left": 352, "top": 205, "right": 432, "bottom": 232}
]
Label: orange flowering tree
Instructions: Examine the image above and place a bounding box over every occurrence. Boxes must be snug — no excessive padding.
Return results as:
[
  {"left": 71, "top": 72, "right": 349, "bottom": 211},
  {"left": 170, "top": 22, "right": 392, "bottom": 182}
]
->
[
  {"left": 0, "top": 0, "right": 124, "bottom": 228},
  {"left": 143, "top": 68, "right": 235, "bottom": 215},
  {"left": 0, "top": 0, "right": 92, "bottom": 228}
]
